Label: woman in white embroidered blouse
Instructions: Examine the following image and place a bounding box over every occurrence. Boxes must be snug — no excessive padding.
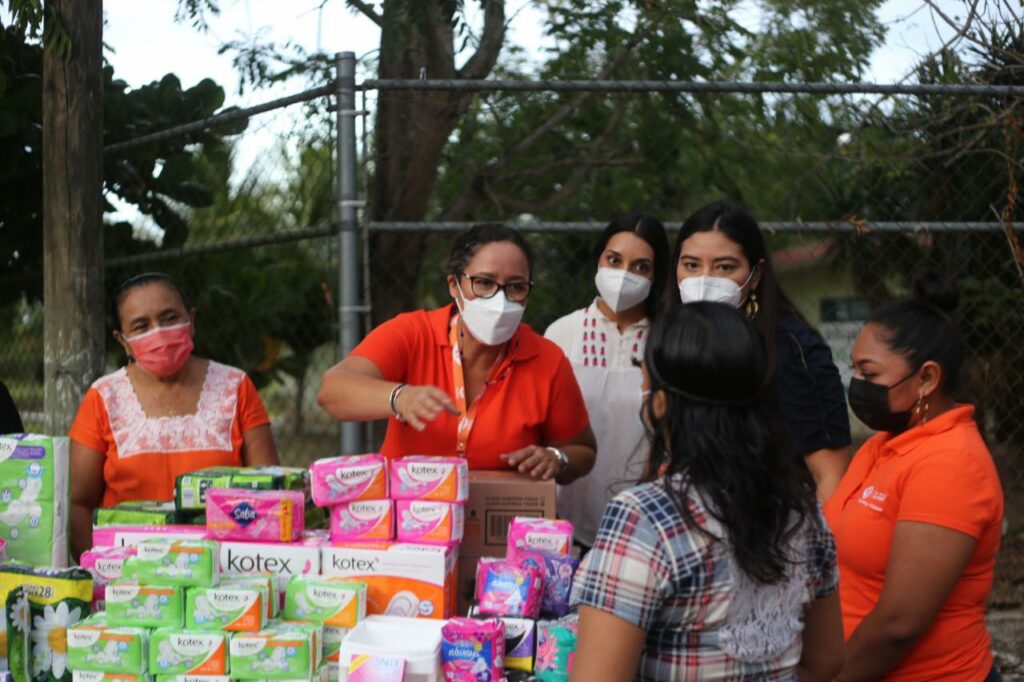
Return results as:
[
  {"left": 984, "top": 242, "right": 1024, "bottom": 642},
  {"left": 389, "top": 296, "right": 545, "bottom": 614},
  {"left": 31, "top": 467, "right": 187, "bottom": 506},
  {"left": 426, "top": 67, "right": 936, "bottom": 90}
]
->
[
  {"left": 544, "top": 213, "right": 670, "bottom": 548},
  {"left": 69, "top": 273, "right": 279, "bottom": 557}
]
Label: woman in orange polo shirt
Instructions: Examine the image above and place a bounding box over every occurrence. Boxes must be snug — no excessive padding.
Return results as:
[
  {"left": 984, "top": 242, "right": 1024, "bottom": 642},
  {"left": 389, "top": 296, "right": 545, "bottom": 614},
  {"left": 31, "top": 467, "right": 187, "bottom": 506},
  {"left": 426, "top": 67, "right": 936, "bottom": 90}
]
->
[
  {"left": 825, "top": 273, "right": 1004, "bottom": 682},
  {"left": 317, "top": 223, "right": 597, "bottom": 482},
  {"left": 69, "top": 273, "right": 280, "bottom": 557}
]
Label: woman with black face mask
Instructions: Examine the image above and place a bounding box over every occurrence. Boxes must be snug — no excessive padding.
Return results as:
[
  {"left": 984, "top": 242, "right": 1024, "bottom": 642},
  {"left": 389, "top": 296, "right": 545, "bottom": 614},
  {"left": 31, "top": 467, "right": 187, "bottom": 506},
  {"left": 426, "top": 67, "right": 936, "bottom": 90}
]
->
[{"left": 824, "top": 272, "right": 1004, "bottom": 682}]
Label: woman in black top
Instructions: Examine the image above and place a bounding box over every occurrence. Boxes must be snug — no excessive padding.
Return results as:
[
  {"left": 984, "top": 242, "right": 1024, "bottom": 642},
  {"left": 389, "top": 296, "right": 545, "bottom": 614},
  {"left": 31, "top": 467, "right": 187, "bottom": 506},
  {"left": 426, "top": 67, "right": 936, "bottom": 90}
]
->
[
  {"left": 670, "top": 201, "right": 851, "bottom": 500},
  {"left": 0, "top": 380, "right": 25, "bottom": 434}
]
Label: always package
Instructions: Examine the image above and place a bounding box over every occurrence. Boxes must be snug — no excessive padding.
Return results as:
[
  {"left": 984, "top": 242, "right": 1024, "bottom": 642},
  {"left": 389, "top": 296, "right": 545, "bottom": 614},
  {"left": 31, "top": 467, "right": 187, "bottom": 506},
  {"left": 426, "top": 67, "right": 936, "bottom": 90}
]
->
[
  {"left": 67, "top": 614, "right": 149, "bottom": 676},
  {"left": 185, "top": 587, "right": 265, "bottom": 632},
  {"left": 123, "top": 540, "right": 219, "bottom": 588},
  {"left": 229, "top": 629, "right": 317, "bottom": 680},
  {"left": 283, "top": 577, "right": 366, "bottom": 628},
  {"left": 0, "top": 435, "right": 70, "bottom": 567},
  {"left": 0, "top": 565, "right": 93, "bottom": 682},
  {"left": 321, "top": 542, "right": 457, "bottom": 620},
  {"left": 105, "top": 582, "right": 184, "bottom": 629},
  {"left": 175, "top": 468, "right": 307, "bottom": 514},
  {"left": 149, "top": 630, "right": 228, "bottom": 677}
]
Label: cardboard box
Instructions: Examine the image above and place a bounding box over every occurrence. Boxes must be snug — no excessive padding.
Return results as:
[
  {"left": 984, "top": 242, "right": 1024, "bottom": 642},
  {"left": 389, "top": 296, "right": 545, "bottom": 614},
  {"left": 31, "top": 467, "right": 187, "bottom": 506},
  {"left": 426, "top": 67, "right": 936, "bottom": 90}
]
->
[{"left": 462, "top": 471, "right": 556, "bottom": 555}]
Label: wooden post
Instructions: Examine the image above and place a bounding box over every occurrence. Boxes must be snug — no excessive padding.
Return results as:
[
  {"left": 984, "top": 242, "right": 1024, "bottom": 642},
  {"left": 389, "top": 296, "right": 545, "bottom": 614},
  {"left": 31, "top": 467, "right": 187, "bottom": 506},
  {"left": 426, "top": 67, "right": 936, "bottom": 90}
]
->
[{"left": 42, "top": 0, "right": 105, "bottom": 435}]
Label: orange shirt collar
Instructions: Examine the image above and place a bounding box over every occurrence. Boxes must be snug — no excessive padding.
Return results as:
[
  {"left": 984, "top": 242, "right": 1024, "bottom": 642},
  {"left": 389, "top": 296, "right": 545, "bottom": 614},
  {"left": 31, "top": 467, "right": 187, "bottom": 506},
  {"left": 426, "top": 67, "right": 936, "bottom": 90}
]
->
[
  {"left": 428, "top": 304, "right": 541, "bottom": 361},
  {"left": 876, "top": 403, "right": 976, "bottom": 458}
]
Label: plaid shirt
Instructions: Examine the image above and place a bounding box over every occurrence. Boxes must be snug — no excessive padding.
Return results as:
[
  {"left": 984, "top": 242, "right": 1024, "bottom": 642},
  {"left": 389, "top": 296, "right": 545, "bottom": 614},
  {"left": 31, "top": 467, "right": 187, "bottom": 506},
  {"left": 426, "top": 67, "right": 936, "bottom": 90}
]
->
[{"left": 571, "top": 479, "right": 838, "bottom": 681}]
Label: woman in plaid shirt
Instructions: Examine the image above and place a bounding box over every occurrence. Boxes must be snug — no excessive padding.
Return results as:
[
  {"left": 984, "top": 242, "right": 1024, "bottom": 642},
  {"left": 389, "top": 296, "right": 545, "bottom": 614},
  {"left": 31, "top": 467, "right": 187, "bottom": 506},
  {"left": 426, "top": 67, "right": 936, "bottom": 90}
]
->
[{"left": 570, "top": 302, "right": 843, "bottom": 681}]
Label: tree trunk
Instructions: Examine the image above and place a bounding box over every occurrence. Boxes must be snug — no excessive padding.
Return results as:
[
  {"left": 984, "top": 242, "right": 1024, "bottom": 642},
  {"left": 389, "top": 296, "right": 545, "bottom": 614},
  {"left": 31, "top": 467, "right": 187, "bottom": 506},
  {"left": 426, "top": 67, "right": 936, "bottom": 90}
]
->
[{"left": 42, "top": 0, "right": 105, "bottom": 434}]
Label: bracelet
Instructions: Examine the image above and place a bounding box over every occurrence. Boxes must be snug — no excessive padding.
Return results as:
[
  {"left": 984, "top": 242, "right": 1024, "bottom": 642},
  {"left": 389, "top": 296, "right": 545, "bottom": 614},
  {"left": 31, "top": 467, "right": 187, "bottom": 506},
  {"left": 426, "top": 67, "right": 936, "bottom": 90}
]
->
[
  {"left": 389, "top": 383, "right": 408, "bottom": 422},
  {"left": 547, "top": 447, "right": 570, "bottom": 472}
]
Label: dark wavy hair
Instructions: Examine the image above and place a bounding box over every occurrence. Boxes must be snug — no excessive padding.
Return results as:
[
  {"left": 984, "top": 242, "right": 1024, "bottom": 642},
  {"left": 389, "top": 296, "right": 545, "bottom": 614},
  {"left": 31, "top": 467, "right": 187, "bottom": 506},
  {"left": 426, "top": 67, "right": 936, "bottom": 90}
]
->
[
  {"left": 642, "top": 302, "right": 819, "bottom": 584},
  {"left": 669, "top": 201, "right": 808, "bottom": 382},
  {"left": 593, "top": 213, "right": 671, "bottom": 320},
  {"left": 113, "top": 272, "right": 192, "bottom": 332},
  {"left": 446, "top": 223, "right": 535, "bottom": 280}
]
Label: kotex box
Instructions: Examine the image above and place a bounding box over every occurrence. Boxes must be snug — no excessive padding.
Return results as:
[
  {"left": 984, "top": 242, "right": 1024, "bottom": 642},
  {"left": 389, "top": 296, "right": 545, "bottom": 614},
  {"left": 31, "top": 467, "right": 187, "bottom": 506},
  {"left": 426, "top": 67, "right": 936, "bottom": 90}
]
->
[
  {"left": 267, "top": 621, "right": 323, "bottom": 669},
  {"left": 321, "top": 626, "right": 348, "bottom": 665},
  {"left": 153, "top": 678, "right": 228, "bottom": 682},
  {"left": 0, "top": 434, "right": 70, "bottom": 567},
  {"left": 72, "top": 674, "right": 152, "bottom": 682},
  {"left": 329, "top": 501, "right": 393, "bottom": 543},
  {"left": 205, "top": 490, "right": 305, "bottom": 544},
  {"left": 67, "top": 614, "right": 149, "bottom": 675},
  {"left": 218, "top": 535, "right": 325, "bottom": 610},
  {"left": 175, "top": 467, "right": 307, "bottom": 514},
  {"left": 321, "top": 542, "right": 457, "bottom": 620},
  {"left": 93, "top": 502, "right": 181, "bottom": 528},
  {"left": 221, "top": 575, "right": 276, "bottom": 620},
  {"left": 148, "top": 630, "right": 228, "bottom": 676},
  {"left": 79, "top": 547, "right": 135, "bottom": 610},
  {"left": 90, "top": 527, "right": 208, "bottom": 550},
  {"left": 390, "top": 457, "right": 468, "bottom": 502},
  {"left": 283, "top": 577, "right": 366, "bottom": 628},
  {"left": 105, "top": 582, "right": 185, "bottom": 629},
  {"left": 229, "top": 629, "right": 318, "bottom": 680},
  {"left": 395, "top": 501, "right": 463, "bottom": 546},
  {"left": 123, "top": 539, "right": 219, "bottom": 588},
  {"left": 309, "top": 456, "right": 388, "bottom": 507},
  {"left": 506, "top": 517, "right": 573, "bottom": 559},
  {"left": 185, "top": 586, "right": 266, "bottom": 632}
]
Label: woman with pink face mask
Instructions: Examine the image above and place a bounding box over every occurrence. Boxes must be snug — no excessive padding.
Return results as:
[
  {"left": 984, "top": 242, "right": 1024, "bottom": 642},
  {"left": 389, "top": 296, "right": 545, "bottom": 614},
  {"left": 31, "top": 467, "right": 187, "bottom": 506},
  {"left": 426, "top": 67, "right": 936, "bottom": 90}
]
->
[
  {"left": 69, "top": 273, "right": 279, "bottom": 557},
  {"left": 670, "top": 201, "right": 851, "bottom": 501}
]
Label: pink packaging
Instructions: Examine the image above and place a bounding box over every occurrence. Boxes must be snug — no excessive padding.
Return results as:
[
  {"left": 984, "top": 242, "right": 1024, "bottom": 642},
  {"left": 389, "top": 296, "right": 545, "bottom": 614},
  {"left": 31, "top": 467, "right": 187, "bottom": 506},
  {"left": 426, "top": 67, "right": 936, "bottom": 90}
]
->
[
  {"left": 0, "top": 538, "right": 6, "bottom": 562},
  {"left": 310, "top": 454, "right": 389, "bottom": 506},
  {"left": 390, "top": 456, "right": 469, "bottom": 502},
  {"left": 395, "top": 500, "right": 464, "bottom": 546},
  {"left": 347, "top": 654, "right": 405, "bottom": 681},
  {"left": 90, "top": 524, "right": 208, "bottom": 548},
  {"left": 475, "top": 558, "right": 544, "bottom": 618},
  {"left": 79, "top": 546, "right": 136, "bottom": 609},
  {"left": 205, "top": 488, "right": 306, "bottom": 543},
  {"left": 442, "top": 617, "right": 506, "bottom": 681},
  {"left": 507, "top": 517, "right": 573, "bottom": 559},
  {"left": 330, "top": 500, "right": 394, "bottom": 542}
]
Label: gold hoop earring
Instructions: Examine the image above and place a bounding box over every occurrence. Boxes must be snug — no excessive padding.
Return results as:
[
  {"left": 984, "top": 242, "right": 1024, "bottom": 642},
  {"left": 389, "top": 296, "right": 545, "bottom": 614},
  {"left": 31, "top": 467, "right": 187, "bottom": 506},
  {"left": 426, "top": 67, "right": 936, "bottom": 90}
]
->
[{"left": 745, "top": 293, "right": 759, "bottom": 318}]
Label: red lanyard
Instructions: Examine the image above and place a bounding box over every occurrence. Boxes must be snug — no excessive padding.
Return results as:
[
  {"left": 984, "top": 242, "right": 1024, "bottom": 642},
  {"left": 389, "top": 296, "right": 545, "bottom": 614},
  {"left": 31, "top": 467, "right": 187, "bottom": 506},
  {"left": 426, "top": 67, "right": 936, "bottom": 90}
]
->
[{"left": 449, "top": 315, "right": 512, "bottom": 457}]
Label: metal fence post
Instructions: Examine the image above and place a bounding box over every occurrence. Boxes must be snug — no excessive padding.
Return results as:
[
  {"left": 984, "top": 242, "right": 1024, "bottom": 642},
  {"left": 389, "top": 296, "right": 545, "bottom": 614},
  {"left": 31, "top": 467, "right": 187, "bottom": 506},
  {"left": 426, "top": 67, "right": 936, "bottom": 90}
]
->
[{"left": 336, "top": 51, "right": 363, "bottom": 453}]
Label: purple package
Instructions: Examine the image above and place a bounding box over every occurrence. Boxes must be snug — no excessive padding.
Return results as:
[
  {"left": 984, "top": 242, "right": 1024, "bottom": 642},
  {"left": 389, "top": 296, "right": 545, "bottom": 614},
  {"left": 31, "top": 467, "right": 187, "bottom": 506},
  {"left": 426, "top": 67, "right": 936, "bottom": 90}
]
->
[{"left": 511, "top": 550, "right": 580, "bottom": 618}]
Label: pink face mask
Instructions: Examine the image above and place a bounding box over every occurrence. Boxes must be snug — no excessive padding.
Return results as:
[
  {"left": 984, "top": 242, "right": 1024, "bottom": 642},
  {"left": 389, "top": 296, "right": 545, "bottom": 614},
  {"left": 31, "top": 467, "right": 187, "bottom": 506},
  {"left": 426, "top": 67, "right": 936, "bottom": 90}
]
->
[{"left": 125, "top": 321, "right": 194, "bottom": 377}]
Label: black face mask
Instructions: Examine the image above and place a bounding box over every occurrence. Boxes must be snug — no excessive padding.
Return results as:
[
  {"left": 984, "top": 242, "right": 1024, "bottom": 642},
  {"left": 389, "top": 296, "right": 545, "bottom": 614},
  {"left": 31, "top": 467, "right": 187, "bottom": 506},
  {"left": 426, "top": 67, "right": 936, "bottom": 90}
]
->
[{"left": 847, "top": 372, "right": 917, "bottom": 433}]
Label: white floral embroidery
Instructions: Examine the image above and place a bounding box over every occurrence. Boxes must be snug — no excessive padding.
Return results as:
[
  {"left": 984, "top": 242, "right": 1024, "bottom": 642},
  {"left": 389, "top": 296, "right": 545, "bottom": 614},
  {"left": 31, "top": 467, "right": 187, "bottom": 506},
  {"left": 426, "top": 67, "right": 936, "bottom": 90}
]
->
[{"left": 94, "top": 361, "right": 242, "bottom": 458}]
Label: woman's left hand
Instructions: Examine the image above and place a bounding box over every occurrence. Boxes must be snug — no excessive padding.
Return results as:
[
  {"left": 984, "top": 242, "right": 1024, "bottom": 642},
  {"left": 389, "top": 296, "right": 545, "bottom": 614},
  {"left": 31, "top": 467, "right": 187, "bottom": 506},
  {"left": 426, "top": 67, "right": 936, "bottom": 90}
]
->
[{"left": 501, "top": 446, "right": 562, "bottom": 480}]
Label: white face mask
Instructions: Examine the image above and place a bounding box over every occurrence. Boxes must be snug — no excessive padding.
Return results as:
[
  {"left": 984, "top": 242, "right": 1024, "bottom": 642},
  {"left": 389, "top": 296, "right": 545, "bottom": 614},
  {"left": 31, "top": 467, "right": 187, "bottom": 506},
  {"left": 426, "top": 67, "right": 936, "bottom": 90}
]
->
[
  {"left": 677, "top": 270, "right": 755, "bottom": 308},
  {"left": 456, "top": 281, "right": 525, "bottom": 346},
  {"left": 595, "top": 267, "right": 652, "bottom": 313}
]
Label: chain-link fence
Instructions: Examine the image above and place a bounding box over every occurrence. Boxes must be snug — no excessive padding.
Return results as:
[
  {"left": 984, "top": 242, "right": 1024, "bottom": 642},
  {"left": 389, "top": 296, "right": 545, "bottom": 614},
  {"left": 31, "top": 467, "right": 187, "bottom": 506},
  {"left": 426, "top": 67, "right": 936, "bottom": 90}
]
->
[{"left": 2, "top": 61, "right": 1022, "bottom": 556}]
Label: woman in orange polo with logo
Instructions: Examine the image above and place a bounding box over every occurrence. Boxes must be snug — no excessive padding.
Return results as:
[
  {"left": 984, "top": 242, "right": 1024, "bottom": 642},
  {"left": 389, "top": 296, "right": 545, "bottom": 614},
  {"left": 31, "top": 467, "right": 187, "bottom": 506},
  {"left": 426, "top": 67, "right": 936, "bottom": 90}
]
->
[
  {"left": 317, "top": 223, "right": 597, "bottom": 482},
  {"left": 69, "top": 273, "right": 280, "bottom": 558},
  {"left": 825, "top": 273, "right": 1004, "bottom": 682}
]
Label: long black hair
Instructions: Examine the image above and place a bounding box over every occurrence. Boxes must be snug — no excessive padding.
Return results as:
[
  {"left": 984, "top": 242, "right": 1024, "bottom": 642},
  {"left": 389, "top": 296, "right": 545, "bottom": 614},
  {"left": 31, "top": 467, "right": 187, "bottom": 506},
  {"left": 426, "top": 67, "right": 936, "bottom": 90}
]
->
[
  {"left": 113, "top": 272, "right": 192, "bottom": 333},
  {"left": 669, "top": 201, "right": 807, "bottom": 381},
  {"left": 642, "top": 302, "right": 818, "bottom": 584},
  {"left": 871, "top": 270, "right": 964, "bottom": 393},
  {"left": 593, "top": 213, "right": 670, "bottom": 320}
]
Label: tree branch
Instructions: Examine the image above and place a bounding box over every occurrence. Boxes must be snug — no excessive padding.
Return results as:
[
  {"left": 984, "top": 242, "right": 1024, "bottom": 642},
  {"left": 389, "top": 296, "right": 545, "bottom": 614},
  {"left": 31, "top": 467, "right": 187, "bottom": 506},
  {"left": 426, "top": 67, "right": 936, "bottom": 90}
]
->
[
  {"left": 346, "top": 0, "right": 382, "bottom": 28},
  {"left": 458, "top": 0, "right": 506, "bottom": 80}
]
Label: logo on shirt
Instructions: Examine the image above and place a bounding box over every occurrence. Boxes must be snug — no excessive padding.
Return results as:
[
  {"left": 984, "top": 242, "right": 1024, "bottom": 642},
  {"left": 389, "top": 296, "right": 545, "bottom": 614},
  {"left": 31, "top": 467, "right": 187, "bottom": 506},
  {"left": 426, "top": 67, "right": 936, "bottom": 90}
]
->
[
  {"left": 231, "top": 502, "right": 258, "bottom": 526},
  {"left": 857, "top": 486, "right": 888, "bottom": 512}
]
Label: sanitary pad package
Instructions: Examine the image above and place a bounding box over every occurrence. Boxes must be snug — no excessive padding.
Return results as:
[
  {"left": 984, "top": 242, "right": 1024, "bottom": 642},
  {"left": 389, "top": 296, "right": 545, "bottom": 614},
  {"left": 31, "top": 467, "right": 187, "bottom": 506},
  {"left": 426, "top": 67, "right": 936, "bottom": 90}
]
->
[
  {"left": 309, "top": 456, "right": 388, "bottom": 507},
  {"left": 218, "top": 535, "right": 325, "bottom": 608},
  {"left": 93, "top": 502, "right": 182, "bottom": 528},
  {"left": 149, "top": 629, "right": 228, "bottom": 676},
  {"left": 0, "top": 434, "right": 70, "bottom": 567},
  {"left": 329, "top": 501, "right": 393, "bottom": 543},
  {"left": 395, "top": 501, "right": 463, "bottom": 546},
  {"left": 346, "top": 655, "right": 404, "bottom": 682},
  {"left": 221, "top": 576, "right": 276, "bottom": 620},
  {"left": 506, "top": 518, "right": 573, "bottom": 559},
  {"left": 67, "top": 614, "right": 149, "bottom": 675},
  {"left": 90, "top": 527, "right": 207, "bottom": 550},
  {"left": 71, "top": 672, "right": 151, "bottom": 682},
  {"left": 469, "top": 608, "right": 536, "bottom": 674},
  {"left": 283, "top": 577, "right": 366, "bottom": 628},
  {"left": 123, "top": 540, "right": 219, "bottom": 588},
  {"left": 205, "top": 490, "right": 305, "bottom": 543},
  {"left": 534, "top": 619, "right": 578, "bottom": 682},
  {"left": 105, "top": 582, "right": 185, "bottom": 629},
  {"left": 511, "top": 551, "right": 580, "bottom": 618},
  {"left": 474, "top": 559, "right": 543, "bottom": 619},
  {"left": 186, "top": 586, "right": 266, "bottom": 632},
  {"left": 390, "top": 457, "right": 468, "bottom": 502},
  {"left": 229, "top": 629, "right": 317, "bottom": 680},
  {"left": 441, "top": 617, "right": 505, "bottom": 682},
  {"left": 79, "top": 548, "right": 135, "bottom": 610},
  {"left": 175, "top": 468, "right": 307, "bottom": 514}
]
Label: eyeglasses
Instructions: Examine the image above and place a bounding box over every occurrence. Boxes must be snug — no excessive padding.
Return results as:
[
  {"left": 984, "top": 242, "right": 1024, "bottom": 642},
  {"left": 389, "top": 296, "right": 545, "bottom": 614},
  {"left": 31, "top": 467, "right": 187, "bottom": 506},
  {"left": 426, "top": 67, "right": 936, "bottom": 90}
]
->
[{"left": 460, "top": 272, "right": 533, "bottom": 303}]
